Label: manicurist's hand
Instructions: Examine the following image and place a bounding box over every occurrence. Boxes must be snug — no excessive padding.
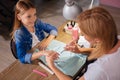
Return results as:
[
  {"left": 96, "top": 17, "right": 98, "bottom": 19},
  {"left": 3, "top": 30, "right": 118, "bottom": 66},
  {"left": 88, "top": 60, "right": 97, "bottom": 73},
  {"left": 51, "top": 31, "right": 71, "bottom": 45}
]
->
[
  {"left": 45, "top": 51, "right": 59, "bottom": 68},
  {"left": 64, "top": 40, "right": 80, "bottom": 52},
  {"left": 64, "top": 40, "right": 93, "bottom": 53},
  {"left": 64, "top": 40, "right": 76, "bottom": 50},
  {"left": 45, "top": 51, "right": 73, "bottom": 80}
]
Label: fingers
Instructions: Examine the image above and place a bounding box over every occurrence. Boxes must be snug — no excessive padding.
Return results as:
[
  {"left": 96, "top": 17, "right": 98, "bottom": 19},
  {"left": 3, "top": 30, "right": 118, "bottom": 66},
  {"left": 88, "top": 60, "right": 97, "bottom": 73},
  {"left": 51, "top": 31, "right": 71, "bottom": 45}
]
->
[
  {"left": 64, "top": 44, "right": 75, "bottom": 51},
  {"left": 65, "top": 40, "right": 77, "bottom": 50},
  {"left": 44, "top": 50, "right": 59, "bottom": 57},
  {"left": 50, "top": 52, "right": 59, "bottom": 60},
  {"left": 46, "top": 51, "right": 59, "bottom": 62},
  {"left": 64, "top": 43, "right": 79, "bottom": 53}
]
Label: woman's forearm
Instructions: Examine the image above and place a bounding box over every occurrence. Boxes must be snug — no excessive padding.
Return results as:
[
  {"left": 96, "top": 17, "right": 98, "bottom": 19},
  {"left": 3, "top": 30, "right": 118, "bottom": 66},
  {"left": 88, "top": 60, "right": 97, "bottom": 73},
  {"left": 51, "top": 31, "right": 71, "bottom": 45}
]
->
[
  {"left": 50, "top": 64, "right": 72, "bottom": 80},
  {"left": 79, "top": 47, "right": 94, "bottom": 53}
]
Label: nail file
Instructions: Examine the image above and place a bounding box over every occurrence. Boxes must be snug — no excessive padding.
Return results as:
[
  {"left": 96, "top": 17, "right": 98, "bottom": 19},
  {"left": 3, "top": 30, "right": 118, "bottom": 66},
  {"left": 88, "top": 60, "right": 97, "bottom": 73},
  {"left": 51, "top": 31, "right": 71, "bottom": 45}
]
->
[{"left": 33, "top": 69, "right": 48, "bottom": 77}]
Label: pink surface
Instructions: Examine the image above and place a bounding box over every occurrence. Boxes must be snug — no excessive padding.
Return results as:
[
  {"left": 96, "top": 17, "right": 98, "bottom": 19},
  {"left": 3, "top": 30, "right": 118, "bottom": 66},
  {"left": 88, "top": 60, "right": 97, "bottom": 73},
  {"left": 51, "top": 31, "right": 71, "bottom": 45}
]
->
[{"left": 100, "top": 0, "right": 120, "bottom": 8}]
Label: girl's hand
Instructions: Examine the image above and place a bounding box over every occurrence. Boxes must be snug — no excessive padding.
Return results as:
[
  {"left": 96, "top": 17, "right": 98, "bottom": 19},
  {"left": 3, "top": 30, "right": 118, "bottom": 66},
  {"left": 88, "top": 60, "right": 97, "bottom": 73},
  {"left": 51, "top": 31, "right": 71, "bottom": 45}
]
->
[{"left": 40, "top": 49, "right": 56, "bottom": 56}]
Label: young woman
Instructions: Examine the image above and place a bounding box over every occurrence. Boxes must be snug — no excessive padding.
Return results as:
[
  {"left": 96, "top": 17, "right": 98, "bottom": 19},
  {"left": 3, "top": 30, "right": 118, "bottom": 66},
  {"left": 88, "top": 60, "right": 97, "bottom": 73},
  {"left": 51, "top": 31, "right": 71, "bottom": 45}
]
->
[
  {"left": 45, "top": 7, "right": 120, "bottom": 80},
  {"left": 11, "top": 0, "right": 58, "bottom": 64}
]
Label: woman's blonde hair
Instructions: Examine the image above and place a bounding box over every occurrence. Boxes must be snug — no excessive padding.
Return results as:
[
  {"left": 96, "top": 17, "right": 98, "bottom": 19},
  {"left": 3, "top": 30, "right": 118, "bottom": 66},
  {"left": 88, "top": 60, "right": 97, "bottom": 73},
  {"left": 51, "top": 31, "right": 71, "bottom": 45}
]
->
[
  {"left": 11, "top": 0, "right": 35, "bottom": 38},
  {"left": 77, "top": 7, "right": 118, "bottom": 60}
]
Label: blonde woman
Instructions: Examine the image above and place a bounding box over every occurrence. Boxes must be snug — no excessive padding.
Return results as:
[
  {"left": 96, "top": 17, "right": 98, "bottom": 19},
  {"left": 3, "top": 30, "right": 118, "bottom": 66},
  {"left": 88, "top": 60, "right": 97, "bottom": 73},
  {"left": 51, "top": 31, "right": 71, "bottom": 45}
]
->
[{"left": 46, "top": 7, "right": 120, "bottom": 80}]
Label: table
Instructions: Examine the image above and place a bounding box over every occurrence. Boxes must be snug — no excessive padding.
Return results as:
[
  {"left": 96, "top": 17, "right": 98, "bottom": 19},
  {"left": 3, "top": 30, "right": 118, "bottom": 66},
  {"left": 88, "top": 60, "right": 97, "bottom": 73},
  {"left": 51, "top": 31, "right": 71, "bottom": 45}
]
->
[{"left": 0, "top": 21, "right": 72, "bottom": 80}]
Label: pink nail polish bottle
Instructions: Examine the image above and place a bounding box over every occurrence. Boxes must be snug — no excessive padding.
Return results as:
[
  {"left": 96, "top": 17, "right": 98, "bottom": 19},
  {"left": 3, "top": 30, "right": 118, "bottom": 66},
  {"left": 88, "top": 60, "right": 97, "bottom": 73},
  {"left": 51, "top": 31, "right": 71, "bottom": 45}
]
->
[{"left": 72, "top": 27, "right": 79, "bottom": 41}]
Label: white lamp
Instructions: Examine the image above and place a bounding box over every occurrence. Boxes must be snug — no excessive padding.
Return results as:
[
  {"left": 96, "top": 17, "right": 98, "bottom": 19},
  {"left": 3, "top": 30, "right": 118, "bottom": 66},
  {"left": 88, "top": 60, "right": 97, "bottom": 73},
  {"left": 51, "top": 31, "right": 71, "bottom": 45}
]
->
[{"left": 63, "top": 0, "right": 82, "bottom": 20}]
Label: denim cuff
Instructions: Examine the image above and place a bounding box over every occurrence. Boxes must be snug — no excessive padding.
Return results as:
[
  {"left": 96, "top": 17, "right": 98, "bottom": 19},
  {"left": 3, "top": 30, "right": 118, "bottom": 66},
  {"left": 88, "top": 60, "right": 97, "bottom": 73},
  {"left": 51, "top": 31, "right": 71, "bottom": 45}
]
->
[
  {"left": 50, "top": 30, "right": 58, "bottom": 36},
  {"left": 25, "top": 53, "right": 32, "bottom": 64}
]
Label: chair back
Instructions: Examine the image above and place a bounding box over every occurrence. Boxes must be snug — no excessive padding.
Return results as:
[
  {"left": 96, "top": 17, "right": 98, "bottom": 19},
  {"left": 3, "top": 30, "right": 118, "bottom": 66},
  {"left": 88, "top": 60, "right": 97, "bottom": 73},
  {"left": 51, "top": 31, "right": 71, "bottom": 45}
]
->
[
  {"left": 73, "top": 58, "right": 97, "bottom": 80},
  {"left": 10, "top": 38, "right": 18, "bottom": 59}
]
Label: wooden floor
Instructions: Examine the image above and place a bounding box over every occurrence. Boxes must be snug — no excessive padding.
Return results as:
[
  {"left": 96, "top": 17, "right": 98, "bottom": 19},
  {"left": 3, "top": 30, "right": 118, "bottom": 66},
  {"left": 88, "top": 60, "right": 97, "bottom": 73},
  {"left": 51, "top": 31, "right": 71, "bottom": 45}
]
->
[{"left": 0, "top": 0, "right": 120, "bottom": 78}]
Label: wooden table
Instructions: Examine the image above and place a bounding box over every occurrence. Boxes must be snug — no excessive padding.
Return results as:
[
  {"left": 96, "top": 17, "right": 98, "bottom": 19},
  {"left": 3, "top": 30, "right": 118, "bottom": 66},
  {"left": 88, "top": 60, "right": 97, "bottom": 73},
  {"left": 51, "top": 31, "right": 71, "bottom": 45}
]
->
[{"left": 0, "top": 21, "right": 72, "bottom": 80}]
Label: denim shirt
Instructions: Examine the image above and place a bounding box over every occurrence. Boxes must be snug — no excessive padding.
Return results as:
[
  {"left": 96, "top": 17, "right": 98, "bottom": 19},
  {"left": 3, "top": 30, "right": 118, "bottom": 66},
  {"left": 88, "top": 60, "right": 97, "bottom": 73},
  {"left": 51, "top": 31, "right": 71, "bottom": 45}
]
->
[{"left": 14, "top": 19, "right": 58, "bottom": 64}]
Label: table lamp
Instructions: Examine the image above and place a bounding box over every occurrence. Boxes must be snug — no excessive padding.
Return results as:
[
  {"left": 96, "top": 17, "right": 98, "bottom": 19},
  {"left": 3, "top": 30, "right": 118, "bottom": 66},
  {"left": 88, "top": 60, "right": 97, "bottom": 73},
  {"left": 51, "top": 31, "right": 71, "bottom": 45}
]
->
[{"left": 63, "top": 0, "right": 82, "bottom": 20}]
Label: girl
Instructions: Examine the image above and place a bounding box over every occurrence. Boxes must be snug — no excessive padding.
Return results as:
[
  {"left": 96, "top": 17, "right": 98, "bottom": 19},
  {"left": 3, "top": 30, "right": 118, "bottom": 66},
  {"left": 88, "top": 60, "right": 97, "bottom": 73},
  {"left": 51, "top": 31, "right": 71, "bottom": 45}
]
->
[
  {"left": 46, "top": 7, "right": 120, "bottom": 80},
  {"left": 11, "top": 0, "right": 58, "bottom": 64}
]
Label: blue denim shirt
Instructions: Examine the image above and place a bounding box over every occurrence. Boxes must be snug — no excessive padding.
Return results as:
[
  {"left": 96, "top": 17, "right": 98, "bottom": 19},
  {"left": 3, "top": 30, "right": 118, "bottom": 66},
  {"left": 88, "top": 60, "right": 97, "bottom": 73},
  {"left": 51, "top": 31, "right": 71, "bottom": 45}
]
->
[{"left": 14, "top": 19, "right": 58, "bottom": 64}]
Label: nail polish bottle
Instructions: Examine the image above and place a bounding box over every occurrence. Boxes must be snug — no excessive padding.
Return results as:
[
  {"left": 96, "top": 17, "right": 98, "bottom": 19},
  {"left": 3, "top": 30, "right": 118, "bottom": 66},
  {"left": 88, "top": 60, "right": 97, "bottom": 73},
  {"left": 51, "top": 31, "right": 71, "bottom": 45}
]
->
[{"left": 72, "top": 27, "right": 79, "bottom": 41}]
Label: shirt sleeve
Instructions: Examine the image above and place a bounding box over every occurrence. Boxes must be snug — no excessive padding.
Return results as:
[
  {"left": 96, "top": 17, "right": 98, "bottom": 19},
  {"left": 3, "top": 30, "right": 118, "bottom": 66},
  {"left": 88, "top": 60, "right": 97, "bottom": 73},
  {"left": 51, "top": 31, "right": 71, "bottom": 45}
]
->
[
  {"left": 25, "top": 53, "right": 32, "bottom": 63},
  {"left": 84, "top": 63, "right": 108, "bottom": 80},
  {"left": 50, "top": 30, "right": 58, "bottom": 36},
  {"left": 15, "top": 30, "right": 32, "bottom": 64}
]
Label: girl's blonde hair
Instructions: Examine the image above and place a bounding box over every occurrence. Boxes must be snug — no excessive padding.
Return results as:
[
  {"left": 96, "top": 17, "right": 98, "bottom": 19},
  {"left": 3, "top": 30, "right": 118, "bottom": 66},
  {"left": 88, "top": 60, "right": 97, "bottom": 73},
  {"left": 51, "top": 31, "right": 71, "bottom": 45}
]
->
[
  {"left": 77, "top": 7, "right": 118, "bottom": 60},
  {"left": 11, "top": 0, "right": 35, "bottom": 38}
]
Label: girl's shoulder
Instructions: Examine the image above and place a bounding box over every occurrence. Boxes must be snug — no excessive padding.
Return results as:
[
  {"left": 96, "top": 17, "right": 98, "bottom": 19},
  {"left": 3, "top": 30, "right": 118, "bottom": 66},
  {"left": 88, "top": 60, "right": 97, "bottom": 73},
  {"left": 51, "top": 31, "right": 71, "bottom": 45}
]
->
[
  {"left": 15, "top": 26, "right": 24, "bottom": 32},
  {"left": 15, "top": 26, "right": 30, "bottom": 36}
]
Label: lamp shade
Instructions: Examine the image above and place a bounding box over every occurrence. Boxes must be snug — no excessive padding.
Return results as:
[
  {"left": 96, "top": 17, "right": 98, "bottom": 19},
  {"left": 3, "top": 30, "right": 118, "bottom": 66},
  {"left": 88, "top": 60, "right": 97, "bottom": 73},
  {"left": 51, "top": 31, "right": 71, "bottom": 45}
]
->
[{"left": 63, "top": 1, "right": 82, "bottom": 20}]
